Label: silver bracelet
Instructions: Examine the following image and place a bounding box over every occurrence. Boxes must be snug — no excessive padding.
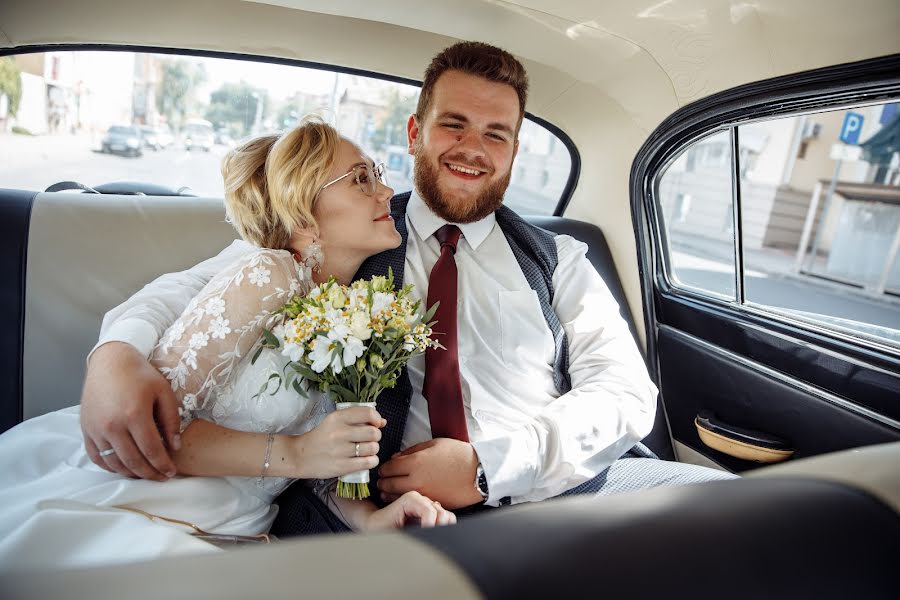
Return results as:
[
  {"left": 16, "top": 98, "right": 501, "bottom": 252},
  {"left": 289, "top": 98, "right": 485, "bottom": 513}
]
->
[{"left": 257, "top": 432, "right": 274, "bottom": 485}]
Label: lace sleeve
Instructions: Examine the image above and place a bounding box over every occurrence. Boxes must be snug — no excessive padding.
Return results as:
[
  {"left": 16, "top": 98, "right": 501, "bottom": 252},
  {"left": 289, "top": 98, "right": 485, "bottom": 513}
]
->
[{"left": 150, "top": 249, "right": 310, "bottom": 431}]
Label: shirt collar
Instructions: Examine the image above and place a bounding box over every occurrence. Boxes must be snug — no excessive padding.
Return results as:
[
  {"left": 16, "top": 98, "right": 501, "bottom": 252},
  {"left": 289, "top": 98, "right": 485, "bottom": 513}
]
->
[{"left": 407, "top": 188, "right": 496, "bottom": 251}]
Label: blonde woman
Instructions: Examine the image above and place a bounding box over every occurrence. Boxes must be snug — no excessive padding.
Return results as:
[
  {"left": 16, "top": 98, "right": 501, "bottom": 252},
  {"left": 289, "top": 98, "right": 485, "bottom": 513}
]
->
[{"left": 0, "top": 119, "right": 455, "bottom": 571}]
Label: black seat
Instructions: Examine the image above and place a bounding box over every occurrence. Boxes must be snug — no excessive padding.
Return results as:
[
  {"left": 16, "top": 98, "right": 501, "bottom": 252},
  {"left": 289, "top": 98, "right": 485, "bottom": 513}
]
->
[
  {"left": 0, "top": 188, "right": 36, "bottom": 434},
  {"left": 525, "top": 215, "right": 673, "bottom": 460}
]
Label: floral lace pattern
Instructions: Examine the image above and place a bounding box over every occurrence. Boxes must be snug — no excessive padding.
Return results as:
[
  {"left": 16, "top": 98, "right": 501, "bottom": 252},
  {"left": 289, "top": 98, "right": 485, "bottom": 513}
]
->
[{"left": 151, "top": 249, "right": 310, "bottom": 432}]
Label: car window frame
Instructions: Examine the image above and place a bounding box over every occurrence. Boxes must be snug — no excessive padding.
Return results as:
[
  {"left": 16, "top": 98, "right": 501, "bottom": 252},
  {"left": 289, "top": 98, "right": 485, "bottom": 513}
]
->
[
  {"left": 632, "top": 53, "right": 900, "bottom": 381},
  {"left": 0, "top": 43, "right": 581, "bottom": 217}
]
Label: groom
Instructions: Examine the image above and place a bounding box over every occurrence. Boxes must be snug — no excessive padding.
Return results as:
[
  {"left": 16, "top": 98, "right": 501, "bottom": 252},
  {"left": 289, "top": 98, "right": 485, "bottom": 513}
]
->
[{"left": 80, "top": 42, "right": 731, "bottom": 532}]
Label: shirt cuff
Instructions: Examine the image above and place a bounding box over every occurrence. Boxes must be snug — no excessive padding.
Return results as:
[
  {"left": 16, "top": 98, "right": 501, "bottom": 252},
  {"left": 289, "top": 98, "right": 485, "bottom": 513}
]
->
[
  {"left": 88, "top": 318, "right": 163, "bottom": 363},
  {"left": 471, "top": 428, "right": 541, "bottom": 506}
]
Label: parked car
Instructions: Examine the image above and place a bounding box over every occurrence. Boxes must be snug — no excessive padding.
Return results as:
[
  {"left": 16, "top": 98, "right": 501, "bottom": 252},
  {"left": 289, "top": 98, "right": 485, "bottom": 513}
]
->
[
  {"left": 183, "top": 118, "right": 215, "bottom": 152},
  {"left": 138, "top": 125, "right": 171, "bottom": 150},
  {"left": 214, "top": 128, "right": 235, "bottom": 147},
  {"left": 0, "top": 0, "right": 898, "bottom": 598},
  {"left": 100, "top": 125, "right": 142, "bottom": 157}
]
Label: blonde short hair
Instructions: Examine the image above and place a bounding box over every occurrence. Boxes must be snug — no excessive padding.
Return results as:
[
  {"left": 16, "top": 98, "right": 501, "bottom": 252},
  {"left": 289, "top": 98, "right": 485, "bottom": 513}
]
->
[{"left": 221, "top": 117, "right": 341, "bottom": 248}]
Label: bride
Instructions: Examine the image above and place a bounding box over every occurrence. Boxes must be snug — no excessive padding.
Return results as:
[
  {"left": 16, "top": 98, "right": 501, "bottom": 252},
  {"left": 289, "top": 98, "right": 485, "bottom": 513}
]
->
[{"left": 0, "top": 118, "right": 455, "bottom": 571}]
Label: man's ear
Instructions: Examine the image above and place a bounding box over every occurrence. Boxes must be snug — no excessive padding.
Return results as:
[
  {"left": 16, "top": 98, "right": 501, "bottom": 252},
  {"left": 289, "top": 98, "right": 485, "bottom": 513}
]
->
[
  {"left": 407, "top": 114, "right": 419, "bottom": 156},
  {"left": 513, "top": 138, "right": 519, "bottom": 162}
]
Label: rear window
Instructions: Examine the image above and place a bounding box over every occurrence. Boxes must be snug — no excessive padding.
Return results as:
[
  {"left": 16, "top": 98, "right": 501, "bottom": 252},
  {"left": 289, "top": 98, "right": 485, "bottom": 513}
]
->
[
  {"left": 0, "top": 50, "right": 575, "bottom": 215},
  {"left": 108, "top": 126, "right": 138, "bottom": 135}
]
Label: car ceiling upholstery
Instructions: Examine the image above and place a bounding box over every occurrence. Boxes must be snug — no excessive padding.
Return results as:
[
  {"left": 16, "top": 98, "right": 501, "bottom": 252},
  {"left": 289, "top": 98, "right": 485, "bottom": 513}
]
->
[{"left": 2, "top": 0, "right": 899, "bottom": 344}]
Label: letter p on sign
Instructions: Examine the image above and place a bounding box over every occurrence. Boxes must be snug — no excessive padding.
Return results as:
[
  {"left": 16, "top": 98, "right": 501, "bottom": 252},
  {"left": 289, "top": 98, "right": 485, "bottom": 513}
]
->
[{"left": 839, "top": 112, "right": 864, "bottom": 145}]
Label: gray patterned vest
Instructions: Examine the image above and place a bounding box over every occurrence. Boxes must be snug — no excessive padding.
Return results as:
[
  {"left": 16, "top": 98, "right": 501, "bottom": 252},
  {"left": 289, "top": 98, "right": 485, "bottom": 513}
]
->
[{"left": 354, "top": 192, "right": 576, "bottom": 499}]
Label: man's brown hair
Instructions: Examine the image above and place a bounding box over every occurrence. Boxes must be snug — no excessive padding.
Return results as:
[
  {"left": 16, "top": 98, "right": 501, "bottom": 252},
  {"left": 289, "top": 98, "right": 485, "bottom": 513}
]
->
[{"left": 416, "top": 41, "right": 529, "bottom": 128}]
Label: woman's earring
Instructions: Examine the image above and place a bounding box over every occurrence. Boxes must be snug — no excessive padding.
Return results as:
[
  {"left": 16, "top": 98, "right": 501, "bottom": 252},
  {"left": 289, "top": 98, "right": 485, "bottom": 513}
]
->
[{"left": 300, "top": 237, "right": 324, "bottom": 273}]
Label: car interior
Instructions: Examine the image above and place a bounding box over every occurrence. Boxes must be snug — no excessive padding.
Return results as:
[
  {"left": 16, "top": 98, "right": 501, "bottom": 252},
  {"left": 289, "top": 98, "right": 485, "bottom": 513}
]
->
[{"left": 1, "top": 1, "right": 899, "bottom": 598}]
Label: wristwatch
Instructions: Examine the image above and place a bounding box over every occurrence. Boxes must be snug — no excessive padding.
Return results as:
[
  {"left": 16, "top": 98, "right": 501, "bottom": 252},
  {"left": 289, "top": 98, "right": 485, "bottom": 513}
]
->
[{"left": 474, "top": 462, "right": 489, "bottom": 500}]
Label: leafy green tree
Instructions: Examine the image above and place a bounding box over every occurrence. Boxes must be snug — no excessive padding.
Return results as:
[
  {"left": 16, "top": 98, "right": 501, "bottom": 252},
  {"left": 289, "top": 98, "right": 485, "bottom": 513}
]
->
[
  {"left": 156, "top": 59, "right": 207, "bottom": 129},
  {"left": 204, "top": 81, "right": 268, "bottom": 137},
  {"left": 371, "top": 89, "right": 418, "bottom": 151},
  {"left": 276, "top": 102, "right": 300, "bottom": 130},
  {"left": 0, "top": 57, "right": 23, "bottom": 117}
]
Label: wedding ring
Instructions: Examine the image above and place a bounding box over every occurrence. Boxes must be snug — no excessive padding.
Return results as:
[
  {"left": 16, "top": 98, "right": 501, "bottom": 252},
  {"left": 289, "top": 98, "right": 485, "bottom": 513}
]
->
[
  {"left": 355, "top": 443, "right": 360, "bottom": 458},
  {"left": 99, "top": 448, "right": 116, "bottom": 457}
]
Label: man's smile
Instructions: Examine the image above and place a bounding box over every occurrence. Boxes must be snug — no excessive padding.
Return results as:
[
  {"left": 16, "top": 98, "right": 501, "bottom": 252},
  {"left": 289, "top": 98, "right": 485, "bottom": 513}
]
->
[{"left": 444, "top": 162, "right": 489, "bottom": 180}]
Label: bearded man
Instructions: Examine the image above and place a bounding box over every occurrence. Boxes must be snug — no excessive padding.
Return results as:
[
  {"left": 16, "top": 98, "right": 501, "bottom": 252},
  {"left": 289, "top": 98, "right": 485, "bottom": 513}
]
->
[{"left": 80, "top": 41, "right": 733, "bottom": 536}]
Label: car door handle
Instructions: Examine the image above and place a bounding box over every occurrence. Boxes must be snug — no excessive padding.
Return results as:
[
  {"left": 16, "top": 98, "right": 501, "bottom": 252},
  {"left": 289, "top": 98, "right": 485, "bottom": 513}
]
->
[{"left": 695, "top": 411, "right": 794, "bottom": 463}]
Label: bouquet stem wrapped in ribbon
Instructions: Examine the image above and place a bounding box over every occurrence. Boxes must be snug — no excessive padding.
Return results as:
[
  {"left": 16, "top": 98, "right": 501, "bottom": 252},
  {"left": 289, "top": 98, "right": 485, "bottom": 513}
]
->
[{"left": 253, "top": 269, "right": 438, "bottom": 499}]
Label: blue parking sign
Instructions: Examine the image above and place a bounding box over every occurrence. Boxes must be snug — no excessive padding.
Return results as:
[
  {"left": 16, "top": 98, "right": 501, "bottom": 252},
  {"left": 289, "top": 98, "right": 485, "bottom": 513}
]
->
[{"left": 839, "top": 112, "right": 864, "bottom": 145}]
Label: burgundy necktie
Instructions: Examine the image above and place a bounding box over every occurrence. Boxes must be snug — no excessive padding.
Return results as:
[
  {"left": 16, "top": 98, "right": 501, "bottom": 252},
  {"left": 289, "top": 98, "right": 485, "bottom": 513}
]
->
[{"left": 423, "top": 225, "right": 469, "bottom": 442}]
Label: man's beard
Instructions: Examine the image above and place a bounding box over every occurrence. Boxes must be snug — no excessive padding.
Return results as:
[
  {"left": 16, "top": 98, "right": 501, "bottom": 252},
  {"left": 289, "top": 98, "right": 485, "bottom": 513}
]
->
[{"left": 413, "top": 142, "right": 511, "bottom": 224}]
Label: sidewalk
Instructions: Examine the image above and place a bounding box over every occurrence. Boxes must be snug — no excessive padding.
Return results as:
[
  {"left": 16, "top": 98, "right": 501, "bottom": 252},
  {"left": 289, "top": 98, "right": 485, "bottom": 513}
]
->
[{"left": 671, "top": 235, "right": 900, "bottom": 310}]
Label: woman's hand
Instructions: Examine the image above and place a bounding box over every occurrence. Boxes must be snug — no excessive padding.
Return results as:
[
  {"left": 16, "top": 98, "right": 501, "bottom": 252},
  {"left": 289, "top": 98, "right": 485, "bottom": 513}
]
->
[
  {"left": 363, "top": 491, "right": 457, "bottom": 531},
  {"left": 293, "top": 406, "right": 386, "bottom": 479}
]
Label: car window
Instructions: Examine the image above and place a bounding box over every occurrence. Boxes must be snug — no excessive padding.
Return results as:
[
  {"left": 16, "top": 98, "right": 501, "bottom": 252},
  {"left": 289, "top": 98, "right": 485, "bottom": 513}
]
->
[
  {"left": 0, "top": 50, "right": 572, "bottom": 215},
  {"left": 656, "top": 129, "right": 736, "bottom": 299},
  {"left": 654, "top": 101, "right": 900, "bottom": 348}
]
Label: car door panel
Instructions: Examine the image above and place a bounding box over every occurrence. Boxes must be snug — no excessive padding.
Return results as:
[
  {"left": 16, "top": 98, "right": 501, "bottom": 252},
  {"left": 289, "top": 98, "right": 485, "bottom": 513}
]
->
[{"left": 658, "top": 325, "right": 900, "bottom": 472}]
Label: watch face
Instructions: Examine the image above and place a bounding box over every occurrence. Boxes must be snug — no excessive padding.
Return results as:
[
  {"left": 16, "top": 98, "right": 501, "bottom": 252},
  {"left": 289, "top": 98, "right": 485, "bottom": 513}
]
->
[{"left": 477, "top": 468, "right": 489, "bottom": 497}]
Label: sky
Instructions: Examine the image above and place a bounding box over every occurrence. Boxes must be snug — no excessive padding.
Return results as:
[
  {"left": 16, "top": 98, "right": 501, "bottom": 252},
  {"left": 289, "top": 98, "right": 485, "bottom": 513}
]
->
[{"left": 194, "top": 55, "right": 340, "bottom": 101}]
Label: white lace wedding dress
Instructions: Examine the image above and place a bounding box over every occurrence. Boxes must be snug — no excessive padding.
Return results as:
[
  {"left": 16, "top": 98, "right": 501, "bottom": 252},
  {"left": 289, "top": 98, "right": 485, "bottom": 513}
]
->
[{"left": 0, "top": 249, "right": 332, "bottom": 571}]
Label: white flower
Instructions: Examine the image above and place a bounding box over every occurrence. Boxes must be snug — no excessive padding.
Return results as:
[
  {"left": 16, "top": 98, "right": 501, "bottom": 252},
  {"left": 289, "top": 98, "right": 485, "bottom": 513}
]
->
[
  {"left": 370, "top": 275, "right": 390, "bottom": 293},
  {"left": 208, "top": 317, "right": 231, "bottom": 340},
  {"left": 342, "top": 335, "right": 365, "bottom": 367},
  {"left": 282, "top": 341, "right": 305, "bottom": 362},
  {"left": 347, "top": 288, "right": 368, "bottom": 309},
  {"left": 348, "top": 311, "right": 372, "bottom": 341},
  {"left": 182, "top": 393, "right": 198, "bottom": 412},
  {"left": 371, "top": 292, "right": 394, "bottom": 317},
  {"left": 325, "top": 284, "right": 347, "bottom": 308},
  {"left": 189, "top": 332, "right": 210, "bottom": 350},
  {"left": 160, "top": 320, "right": 186, "bottom": 352},
  {"left": 248, "top": 266, "right": 271, "bottom": 287},
  {"left": 309, "top": 334, "right": 338, "bottom": 373},
  {"left": 205, "top": 296, "right": 226, "bottom": 317}
]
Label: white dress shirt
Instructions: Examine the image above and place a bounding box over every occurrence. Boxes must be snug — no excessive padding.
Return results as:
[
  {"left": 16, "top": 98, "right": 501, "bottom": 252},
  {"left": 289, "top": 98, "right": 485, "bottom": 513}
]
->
[{"left": 95, "top": 189, "right": 657, "bottom": 505}]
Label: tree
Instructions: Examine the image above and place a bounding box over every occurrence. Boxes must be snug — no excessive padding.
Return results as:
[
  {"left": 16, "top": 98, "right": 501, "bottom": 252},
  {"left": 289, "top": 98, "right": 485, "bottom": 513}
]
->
[
  {"left": 204, "top": 81, "right": 268, "bottom": 137},
  {"left": 0, "top": 57, "right": 23, "bottom": 117},
  {"left": 156, "top": 59, "right": 206, "bottom": 129},
  {"left": 370, "top": 89, "right": 418, "bottom": 151}
]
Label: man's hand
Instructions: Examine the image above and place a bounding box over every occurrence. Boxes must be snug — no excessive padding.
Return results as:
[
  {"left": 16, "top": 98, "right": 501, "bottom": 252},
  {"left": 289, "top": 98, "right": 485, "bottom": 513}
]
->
[
  {"left": 377, "top": 438, "right": 484, "bottom": 510},
  {"left": 80, "top": 342, "right": 180, "bottom": 481}
]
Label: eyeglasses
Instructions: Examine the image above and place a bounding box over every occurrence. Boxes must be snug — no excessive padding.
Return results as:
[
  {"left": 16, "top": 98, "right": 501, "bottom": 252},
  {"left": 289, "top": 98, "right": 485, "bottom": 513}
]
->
[{"left": 320, "top": 162, "right": 387, "bottom": 197}]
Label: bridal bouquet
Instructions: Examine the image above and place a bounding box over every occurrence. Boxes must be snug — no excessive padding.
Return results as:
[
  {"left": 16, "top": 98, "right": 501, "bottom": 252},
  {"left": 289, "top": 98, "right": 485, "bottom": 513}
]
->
[{"left": 253, "top": 270, "right": 439, "bottom": 499}]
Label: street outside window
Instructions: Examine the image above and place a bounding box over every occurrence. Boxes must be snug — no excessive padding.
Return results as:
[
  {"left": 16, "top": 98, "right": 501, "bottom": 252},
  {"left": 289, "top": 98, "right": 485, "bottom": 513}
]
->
[
  {"left": 0, "top": 51, "right": 572, "bottom": 216},
  {"left": 655, "top": 102, "right": 900, "bottom": 348}
]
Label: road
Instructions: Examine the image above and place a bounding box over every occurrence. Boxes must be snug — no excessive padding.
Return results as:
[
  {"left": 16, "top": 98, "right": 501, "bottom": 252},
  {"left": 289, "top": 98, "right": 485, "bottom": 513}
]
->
[
  {"left": 673, "top": 251, "right": 899, "bottom": 340},
  {"left": 2, "top": 133, "right": 229, "bottom": 196}
]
